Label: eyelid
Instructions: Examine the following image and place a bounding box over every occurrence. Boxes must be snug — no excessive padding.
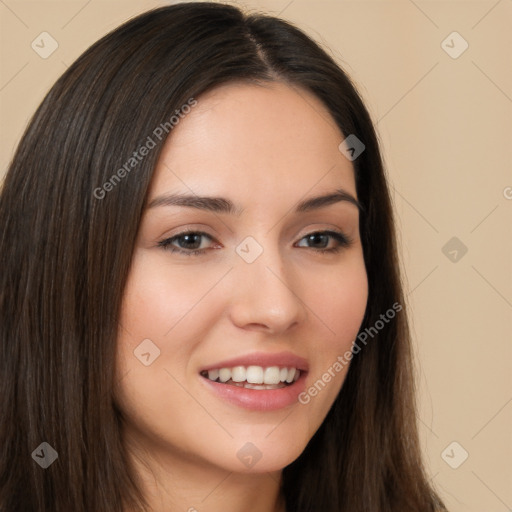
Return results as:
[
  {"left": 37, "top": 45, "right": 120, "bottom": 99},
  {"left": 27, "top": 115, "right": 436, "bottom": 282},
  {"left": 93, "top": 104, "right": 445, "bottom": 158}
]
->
[{"left": 294, "top": 223, "right": 354, "bottom": 243}]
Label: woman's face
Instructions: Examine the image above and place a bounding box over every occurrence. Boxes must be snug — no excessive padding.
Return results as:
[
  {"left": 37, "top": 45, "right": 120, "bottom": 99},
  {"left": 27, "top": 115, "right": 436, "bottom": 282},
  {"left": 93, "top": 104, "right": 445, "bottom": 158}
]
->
[{"left": 115, "top": 82, "right": 368, "bottom": 475}]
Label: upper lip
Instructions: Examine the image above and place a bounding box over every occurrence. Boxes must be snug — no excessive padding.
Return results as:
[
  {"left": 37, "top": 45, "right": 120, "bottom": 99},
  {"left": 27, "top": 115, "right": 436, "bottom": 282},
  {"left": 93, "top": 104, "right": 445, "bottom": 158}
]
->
[{"left": 200, "top": 351, "right": 309, "bottom": 373}]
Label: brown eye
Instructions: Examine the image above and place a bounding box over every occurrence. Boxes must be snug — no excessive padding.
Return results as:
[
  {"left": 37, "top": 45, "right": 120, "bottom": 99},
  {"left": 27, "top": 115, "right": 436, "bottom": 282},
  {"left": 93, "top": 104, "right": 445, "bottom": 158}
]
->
[
  {"left": 172, "top": 233, "right": 205, "bottom": 250},
  {"left": 158, "top": 231, "right": 216, "bottom": 256},
  {"left": 296, "top": 230, "right": 352, "bottom": 252}
]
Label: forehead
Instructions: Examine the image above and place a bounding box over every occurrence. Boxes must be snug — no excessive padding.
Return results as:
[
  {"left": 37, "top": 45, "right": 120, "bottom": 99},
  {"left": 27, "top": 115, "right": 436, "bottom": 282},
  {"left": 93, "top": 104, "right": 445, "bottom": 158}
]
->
[{"left": 149, "top": 81, "right": 356, "bottom": 204}]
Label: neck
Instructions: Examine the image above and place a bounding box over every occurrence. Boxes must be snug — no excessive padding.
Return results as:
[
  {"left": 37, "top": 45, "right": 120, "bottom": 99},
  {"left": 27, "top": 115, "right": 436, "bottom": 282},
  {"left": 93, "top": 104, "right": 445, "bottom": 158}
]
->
[{"left": 122, "top": 432, "right": 287, "bottom": 512}]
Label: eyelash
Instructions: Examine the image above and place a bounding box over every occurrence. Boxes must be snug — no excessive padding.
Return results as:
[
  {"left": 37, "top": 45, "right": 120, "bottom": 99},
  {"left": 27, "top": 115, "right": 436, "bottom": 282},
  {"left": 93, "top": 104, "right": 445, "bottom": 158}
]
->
[{"left": 157, "top": 230, "right": 353, "bottom": 257}]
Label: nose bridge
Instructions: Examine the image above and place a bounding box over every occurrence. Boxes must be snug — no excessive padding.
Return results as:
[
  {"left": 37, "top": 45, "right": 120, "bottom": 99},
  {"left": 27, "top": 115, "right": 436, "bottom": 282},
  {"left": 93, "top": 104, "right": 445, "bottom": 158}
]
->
[{"left": 229, "top": 234, "right": 304, "bottom": 331}]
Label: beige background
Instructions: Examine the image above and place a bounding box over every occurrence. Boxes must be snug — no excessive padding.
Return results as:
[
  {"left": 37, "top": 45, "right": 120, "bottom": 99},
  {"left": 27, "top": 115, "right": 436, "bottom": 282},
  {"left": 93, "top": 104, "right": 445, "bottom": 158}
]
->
[{"left": 1, "top": 1, "right": 511, "bottom": 510}]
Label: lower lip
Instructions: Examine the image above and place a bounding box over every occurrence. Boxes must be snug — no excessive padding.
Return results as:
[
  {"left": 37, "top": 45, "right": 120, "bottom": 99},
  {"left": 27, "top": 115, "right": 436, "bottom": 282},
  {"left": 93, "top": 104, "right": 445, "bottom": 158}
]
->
[{"left": 200, "top": 373, "right": 307, "bottom": 411}]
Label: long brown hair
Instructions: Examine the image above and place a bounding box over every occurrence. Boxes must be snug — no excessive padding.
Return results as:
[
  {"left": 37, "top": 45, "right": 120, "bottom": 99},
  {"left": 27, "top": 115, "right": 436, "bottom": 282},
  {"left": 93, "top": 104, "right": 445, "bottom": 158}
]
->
[{"left": 0, "top": 3, "right": 446, "bottom": 511}]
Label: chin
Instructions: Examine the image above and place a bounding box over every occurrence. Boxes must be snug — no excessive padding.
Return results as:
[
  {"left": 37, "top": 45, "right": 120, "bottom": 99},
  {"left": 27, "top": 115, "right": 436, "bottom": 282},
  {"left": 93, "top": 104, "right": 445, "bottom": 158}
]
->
[{"left": 220, "top": 426, "right": 312, "bottom": 474}]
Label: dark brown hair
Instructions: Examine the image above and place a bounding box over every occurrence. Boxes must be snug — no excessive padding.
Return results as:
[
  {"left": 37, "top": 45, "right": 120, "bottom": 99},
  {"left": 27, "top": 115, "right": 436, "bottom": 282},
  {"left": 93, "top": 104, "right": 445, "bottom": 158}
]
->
[{"left": 0, "top": 3, "right": 446, "bottom": 511}]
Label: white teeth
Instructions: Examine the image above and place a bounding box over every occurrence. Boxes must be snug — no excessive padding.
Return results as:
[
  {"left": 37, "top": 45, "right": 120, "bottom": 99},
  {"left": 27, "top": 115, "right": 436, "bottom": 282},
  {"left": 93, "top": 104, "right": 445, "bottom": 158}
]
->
[
  {"left": 244, "top": 383, "right": 267, "bottom": 390},
  {"left": 285, "top": 367, "right": 296, "bottom": 383},
  {"left": 208, "top": 369, "right": 219, "bottom": 381},
  {"left": 246, "top": 365, "right": 264, "bottom": 384},
  {"left": 203, "top": 365, "right": 302, "bottom": 386},
  {"left": 244, "top": 383, "right": 287, "bottom": 390},
  {"left": 263, "top": 366, "right": 281, "bottom": 385},
  {"left": 231, "top": 366, "right": 246, "bottom": 382},
  {"left": 218, "top": 368, "right": 231, "bottom": 383}
]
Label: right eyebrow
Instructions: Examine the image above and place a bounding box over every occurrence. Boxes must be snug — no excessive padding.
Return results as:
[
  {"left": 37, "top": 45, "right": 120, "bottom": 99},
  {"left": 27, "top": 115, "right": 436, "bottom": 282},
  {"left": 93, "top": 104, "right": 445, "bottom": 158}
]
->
[{"left": 146, "top": 193, "right": 244, "bottom": 216}]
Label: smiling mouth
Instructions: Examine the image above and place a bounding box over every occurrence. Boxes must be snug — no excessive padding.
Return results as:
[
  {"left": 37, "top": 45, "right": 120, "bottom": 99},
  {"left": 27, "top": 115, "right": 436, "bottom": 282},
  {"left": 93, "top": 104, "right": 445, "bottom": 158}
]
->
[{"left": 200, "top": 365, "right": 301, "bottom": 390}]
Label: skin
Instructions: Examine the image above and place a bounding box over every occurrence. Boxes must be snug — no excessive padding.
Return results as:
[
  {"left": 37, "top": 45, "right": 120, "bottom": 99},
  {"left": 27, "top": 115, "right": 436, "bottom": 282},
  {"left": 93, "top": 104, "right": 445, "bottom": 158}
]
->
[{"left": 115, "top": 81, "right": 368, "bottom": 512}]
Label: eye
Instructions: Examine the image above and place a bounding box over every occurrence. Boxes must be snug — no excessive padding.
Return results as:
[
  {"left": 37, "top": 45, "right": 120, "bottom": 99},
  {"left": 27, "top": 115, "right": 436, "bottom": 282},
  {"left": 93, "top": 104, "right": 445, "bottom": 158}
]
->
[
  {"left": 158, "top": 231, "right": 218, "bottom": 256},
  {"left": 295, "top": 230, "right": 352, "bottom": 253},
  {"left": 158, "top": 229, "right": 353, "bottom": 257}
]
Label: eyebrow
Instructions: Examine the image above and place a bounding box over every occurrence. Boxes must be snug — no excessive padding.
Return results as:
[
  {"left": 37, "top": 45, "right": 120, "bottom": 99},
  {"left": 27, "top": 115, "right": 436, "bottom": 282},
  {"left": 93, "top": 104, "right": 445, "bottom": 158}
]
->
[{"left": 146, "top": 188, "right": 363, "bottom": 215}]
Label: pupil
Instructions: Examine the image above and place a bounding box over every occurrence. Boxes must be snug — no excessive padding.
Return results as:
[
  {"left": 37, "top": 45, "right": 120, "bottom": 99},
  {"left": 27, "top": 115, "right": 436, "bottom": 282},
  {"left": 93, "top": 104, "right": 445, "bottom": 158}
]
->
[
  {"left": 308, "top": 233, "right": 327, "bottom": 248},
  {"left": 180, "top": 234, "right": 201, "bottom": 249}
]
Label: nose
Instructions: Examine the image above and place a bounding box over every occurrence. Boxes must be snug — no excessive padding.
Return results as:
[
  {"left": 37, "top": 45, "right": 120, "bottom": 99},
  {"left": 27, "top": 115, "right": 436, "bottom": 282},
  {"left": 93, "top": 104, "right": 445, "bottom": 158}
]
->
[{"left": 228, "top": 244, "right": 306, "bottom": 334}]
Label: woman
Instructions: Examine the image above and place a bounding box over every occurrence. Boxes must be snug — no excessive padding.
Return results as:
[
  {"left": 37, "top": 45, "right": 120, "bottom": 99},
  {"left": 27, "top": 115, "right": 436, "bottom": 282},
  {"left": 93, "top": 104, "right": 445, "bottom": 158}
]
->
[{"left": 0, "top": 2, "right": 447, "bottom": 511}]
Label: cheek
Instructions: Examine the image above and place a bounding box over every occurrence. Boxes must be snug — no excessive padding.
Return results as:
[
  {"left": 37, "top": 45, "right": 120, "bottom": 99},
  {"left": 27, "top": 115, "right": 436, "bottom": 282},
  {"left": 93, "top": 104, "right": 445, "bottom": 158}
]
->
[
  {"left": 114, "top": 257, "right": 226, "bottom": 456},
  {"left": 307, "top": 256, "right": 368, "bottom": 346},
  {"left": 298, "top": 255, "right": 368, "bottom": 416},
  {"left": 119, "top": 254, "right": 228, "bottom": 343},
  {"left": 115, "top": 253, "right": 232, "bottom": 404}
]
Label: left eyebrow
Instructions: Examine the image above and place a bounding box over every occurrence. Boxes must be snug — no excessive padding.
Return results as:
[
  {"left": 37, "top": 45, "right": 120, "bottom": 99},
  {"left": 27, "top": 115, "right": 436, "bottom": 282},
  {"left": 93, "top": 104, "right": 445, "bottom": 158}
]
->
[
  {"left": 146, "top": 188, "right": 363, "bottom": 215},
  {"left": 295, "top": 189, "right": 363, "bottom": 213}
]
